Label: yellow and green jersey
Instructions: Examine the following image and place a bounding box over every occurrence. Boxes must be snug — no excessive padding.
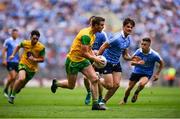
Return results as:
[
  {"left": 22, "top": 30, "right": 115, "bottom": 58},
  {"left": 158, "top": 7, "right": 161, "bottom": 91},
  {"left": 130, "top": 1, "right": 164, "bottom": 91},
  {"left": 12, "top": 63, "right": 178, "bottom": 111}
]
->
[
  {"left": 67, "top": 27, "right": 95, "bottom": 62},
  {"left": 19, "top": 40, "right": 45, "bottom": 72}
]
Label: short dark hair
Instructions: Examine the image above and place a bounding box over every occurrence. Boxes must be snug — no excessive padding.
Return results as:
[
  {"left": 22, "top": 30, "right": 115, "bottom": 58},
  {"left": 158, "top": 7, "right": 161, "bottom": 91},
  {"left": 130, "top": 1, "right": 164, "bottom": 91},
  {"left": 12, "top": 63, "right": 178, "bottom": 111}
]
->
[
  {"left": 31, "top": 30, "right": 40, "bottom": 37},
  {"left": 142, "top": 37, "right": 151, "bottom": 43},
  {"left": 91, "top": 16, "right": 105, "bottom": 26},
  {"left": 12, "top": 29, "right": 18, "bottom": 32},
  {"left": 88, "top": 16, "right": 96, "bottom": 24},
  {"left": 123, "top": 18, "right": 135, "bottom": 27}
]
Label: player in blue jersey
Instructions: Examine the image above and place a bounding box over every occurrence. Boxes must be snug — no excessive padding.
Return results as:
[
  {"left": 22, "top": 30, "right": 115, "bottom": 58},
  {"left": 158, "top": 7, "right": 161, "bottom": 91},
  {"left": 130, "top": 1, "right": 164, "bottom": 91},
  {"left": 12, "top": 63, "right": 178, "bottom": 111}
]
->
[
  {"left": 97, "top": 18, "right": 136, "bottom": 106},
  {"left": 84, "top": 16, "right": 108, "bottom": 105},
  {"left": 2, "top": 29, "right": 21, "bottom": 97},
  {"left": 120, "top": 37, "right": 164, "bottom": 104}
]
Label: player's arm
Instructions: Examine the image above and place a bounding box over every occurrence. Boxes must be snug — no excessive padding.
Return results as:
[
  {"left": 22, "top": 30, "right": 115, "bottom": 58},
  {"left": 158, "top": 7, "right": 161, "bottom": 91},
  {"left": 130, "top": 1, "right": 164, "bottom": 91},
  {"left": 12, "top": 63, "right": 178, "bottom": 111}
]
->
[
  {"left": 122, "top": 49, "right": 132, "bottom": 61},
  {"left": 153, "top": 59, "right": 164, "bottom": 81},
  {"left": 2, "top": 47, "right": 7, "bottom": 66},
  {"left": 9, "top": 45, "right": 21, "bottom": 60},
  {"left": 97, "top": 42, "right": 109, "bottom": 55},
  {"left": 81, "top": 35, "right": 103, "bottom": 64},
  {"left": 29, "top": 48, "right": 45, "bottom": 63}
]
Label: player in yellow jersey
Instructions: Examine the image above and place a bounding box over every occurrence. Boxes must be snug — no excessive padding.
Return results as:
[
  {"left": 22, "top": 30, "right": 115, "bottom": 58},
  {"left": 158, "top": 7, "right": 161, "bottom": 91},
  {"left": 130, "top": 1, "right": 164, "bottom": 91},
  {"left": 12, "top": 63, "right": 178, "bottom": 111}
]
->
[
  {"left": 8, "top": 30, "right": 45, "bottom": 104},
  {"left": 51, "top": 16, "right": 106, "bottom": 110}
]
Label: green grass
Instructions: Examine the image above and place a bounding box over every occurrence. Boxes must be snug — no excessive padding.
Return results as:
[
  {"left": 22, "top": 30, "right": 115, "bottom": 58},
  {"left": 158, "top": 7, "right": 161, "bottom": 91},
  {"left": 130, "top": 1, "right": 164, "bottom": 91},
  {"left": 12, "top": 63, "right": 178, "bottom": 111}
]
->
[{"left": 0, "top": 87, "right": 180, "bottom": 118}]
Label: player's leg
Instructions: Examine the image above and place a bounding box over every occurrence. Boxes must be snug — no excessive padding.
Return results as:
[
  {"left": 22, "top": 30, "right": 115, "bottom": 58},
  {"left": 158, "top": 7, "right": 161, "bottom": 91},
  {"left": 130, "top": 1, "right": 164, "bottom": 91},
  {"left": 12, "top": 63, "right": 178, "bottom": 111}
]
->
[
  {"left": 103, "top": 72, "right": 121, "bottom": 103},
  {"left": 8, "top": 70, "right": 27, "bottom": 104},
  {"left": 51, "top": 74, "right": 77, "bottom": 94},
  {"left": 8, "top": 68, "right": 35, "bottom": 104},
  {"left": 131, "top": 76, "right": 149, "bottom": 103},
  {"left": 51, "top": 58, "right": 78, "bottom": 93},
  {"left": 9, "top": 70, "right": 17, "bottom": 96},
  {"left": 3, "top": 74, "right": 11, "bottom": 97},
  {"left": 120, "top": 80, "right": 136, "bottom": 104},
  {"left": 81, "top": 65, "right": 106, "bottom": 110},
  {"left": 98, "top": 81, "right": 103, "bottom": 103},
  {"left": 84, "top": 76, "right": 92, "bottom": 105},
  {"left": 98, "top": 73, "right": 113, "bottom": 108}
]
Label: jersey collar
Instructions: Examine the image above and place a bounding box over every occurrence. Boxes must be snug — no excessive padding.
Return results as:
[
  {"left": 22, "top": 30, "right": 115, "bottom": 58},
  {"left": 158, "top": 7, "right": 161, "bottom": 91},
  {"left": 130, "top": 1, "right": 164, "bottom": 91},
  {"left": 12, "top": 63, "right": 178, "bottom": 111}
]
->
[
  {"left": 120, "top": 31, "right": 128, "bottom": 39},
  {"left": 140, "top": 48, "right": 152, "bottom": 54}
]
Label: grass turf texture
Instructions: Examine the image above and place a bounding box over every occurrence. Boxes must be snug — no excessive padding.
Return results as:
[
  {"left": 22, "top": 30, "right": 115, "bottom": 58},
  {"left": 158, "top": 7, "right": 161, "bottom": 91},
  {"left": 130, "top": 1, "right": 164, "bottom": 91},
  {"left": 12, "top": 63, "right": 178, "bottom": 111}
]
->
[{"left": 0, "top": 87, "right": 180, "bottom": 118}]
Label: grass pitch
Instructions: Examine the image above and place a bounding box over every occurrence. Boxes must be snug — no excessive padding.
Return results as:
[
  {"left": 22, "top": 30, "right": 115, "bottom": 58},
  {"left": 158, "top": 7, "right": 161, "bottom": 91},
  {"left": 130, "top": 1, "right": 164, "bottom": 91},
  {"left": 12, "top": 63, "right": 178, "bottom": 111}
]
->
[{"left": 0, "top": 86, "right": 180, "bottom": 118}]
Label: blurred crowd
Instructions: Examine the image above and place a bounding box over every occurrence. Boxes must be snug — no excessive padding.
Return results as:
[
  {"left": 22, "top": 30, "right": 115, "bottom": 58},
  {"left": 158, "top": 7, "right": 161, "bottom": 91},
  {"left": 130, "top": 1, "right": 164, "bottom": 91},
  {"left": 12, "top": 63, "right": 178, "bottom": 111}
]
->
[{"left": 0, "top": 0, "right": 179, "bottom": 79}]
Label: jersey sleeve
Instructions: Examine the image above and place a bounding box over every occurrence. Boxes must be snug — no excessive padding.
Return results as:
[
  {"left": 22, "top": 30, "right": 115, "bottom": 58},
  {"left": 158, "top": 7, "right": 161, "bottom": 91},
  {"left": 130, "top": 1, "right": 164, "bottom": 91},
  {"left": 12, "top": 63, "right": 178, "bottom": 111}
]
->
[
  {"left": 3, "top": 39, "right": 8, "bottom": 48},
  {"left": 81, "top": 35, "right": 91, "bottom": 45},
  {"left": 102, "top": 31, "right": 108, "bottom": 41},
  {"left": 106, "top": 33, "right": 119, "bottom": 44},
  {"left": 39, "top": 48, "right": 45, "bottom": 56},
  {"left": 132, "top": 49, "right": 140, "bottom": 56},
  {"left": 19, "top": 40, "right": 25, "bottom": 47},
  {"left": 154, "top": 52, "right": 162, "bottom": 63}
]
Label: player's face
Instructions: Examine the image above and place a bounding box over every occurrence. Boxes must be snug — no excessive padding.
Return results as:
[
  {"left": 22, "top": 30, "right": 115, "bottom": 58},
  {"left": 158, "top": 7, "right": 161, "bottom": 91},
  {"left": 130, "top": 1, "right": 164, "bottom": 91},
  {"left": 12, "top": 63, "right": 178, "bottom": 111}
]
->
[
  {"left": 123, "top": 23, "right": 134, "bottom": 36},
  {"left": 31, "top": 35, "right": 39, "bottom": 46},
  {"left": 141, "top": 41, "right": 150, "bottom": 52},
  {"left": 12, "top": 31, "right": 19, "bottom": 39},
  {"left": 95, "top": 21, "right": 105, "bottom": 32}
]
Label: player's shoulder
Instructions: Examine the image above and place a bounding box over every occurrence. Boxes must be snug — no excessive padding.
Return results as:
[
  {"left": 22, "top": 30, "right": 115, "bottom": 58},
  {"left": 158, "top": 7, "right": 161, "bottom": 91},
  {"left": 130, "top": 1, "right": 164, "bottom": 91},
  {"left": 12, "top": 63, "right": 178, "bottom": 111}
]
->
[
  {"left": 150, "top": 48, "right": 160, "bottom": 56},
  {"left": 37, "top": 41, "right": 45, "bottom": 49},
  {"left": 22, "top": 39, "right": 30, "bottom": 44},
  {"left": 134, "top": 48, "right": 141, "bottom": 55},
  {"left": 79, "top": 27, "right": 90, "bottom": 35},
  {"left": 150, "top": 49, "right": 162, "bottom": 60},
  {"left": 107, "top": 32, "right": 121, "bottom": 43},
  {"left": 4, "top": 37, "right": 12, "bottom": 42}
]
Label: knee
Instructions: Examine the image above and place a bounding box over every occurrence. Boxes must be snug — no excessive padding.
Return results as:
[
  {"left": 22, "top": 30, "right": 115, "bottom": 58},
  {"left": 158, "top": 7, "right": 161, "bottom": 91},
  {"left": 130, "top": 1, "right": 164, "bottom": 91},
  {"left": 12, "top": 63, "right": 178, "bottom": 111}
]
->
[
  {"left": 90, "top": 75, "right": 99, "bottom": 84},
  {"left": 18, "top": 76, "right": 26, "bottom": 81},
  {"left": 18, "top": 79, "right": 25, "bottom": 83},
  {"left": 91, "top": 78, "right": 98, "bottom": 85}
]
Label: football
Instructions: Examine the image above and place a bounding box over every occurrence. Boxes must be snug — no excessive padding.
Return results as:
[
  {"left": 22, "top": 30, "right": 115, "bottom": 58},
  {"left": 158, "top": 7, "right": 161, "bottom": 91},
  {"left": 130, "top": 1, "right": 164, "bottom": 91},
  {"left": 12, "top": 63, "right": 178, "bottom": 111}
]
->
[{"left": 93, "top": 55, "right": 107, "bottom": 69}]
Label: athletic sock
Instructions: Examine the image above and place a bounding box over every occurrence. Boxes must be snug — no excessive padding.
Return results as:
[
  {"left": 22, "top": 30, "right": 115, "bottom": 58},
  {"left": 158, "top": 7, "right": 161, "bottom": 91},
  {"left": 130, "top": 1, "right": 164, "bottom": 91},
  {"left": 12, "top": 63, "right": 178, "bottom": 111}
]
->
[
  {"left": 93, "top": 100, "right": 98, "bottom": 104},
  {"left": 11, "top": 91, "right": 16, "bottom": 97},
  {"left": 124, "top": 97, "right": 128, "bottom": 103}
]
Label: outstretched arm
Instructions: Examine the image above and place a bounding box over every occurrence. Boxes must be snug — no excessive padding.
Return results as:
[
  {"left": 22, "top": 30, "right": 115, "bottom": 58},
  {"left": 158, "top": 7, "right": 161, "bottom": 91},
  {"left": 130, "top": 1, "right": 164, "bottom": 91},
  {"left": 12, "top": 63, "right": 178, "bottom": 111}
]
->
[
  {"left": 9, "top": 45, "right": 21, "bottom": 60},
  {"left": 122, "top": 49, "right": 132, "bottom": 61},
  {"left": 2, "top": 47, "right": 7, "bottom": 66},
  {"left": 97, "top": 42, "right": 109, "bottom": 55},
  {"left": 152, "top": 60, "right": 164, "bottom": 81}
]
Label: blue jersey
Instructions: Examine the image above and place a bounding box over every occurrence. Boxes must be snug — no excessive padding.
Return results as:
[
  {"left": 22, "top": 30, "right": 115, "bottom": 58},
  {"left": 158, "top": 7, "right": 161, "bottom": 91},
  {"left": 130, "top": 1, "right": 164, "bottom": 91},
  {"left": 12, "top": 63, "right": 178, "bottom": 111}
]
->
[
  {"left": 92, "top": 31, "right": 108, "bottom": 50},
  {"left": 103, "top": 31, "right": 131, "bottom": 64},
  {"left": 3, "top": 37, "right": 21, "bottom": 63},
  {"left": 132, "top": 48, "right": 162, "bottom": 76}
]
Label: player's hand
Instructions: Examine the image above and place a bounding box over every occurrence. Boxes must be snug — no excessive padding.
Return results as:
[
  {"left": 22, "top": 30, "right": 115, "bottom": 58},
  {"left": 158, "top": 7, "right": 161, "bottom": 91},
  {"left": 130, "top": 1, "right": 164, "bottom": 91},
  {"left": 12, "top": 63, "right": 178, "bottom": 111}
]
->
[
  {"left": 93, "top": 50, "right": 98, "bottom": 56},
  {"left": 137, "top": 60, "right": 145, "bottom": 65},
  {"left": 152, "top": 74, "right": 159, "bottom": 81},
  {"left": 131, "top": 56, "right": 141, "bottom": 61},
  {"left": 94, "top": 56, "right": 105, "bottom": 65},
  {"left": 131, "top": 59, "right": 145, "bottom": 65},
  {"left": 9, "top": 55, "right": 14, "bottom": 60},
  {"left": 28, "top": 55, "right": 36, "bottom": 62},
  {"left": 2, "top": 60, "right": 7, "bottom": 66}
]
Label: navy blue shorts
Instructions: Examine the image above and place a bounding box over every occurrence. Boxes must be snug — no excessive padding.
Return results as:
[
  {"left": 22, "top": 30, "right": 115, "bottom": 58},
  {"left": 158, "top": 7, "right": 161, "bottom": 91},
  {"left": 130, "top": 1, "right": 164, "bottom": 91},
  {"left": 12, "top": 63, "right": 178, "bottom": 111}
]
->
[
  {"left": 101, "top": 62, "right": 122, "bottom": 74},
  {"left": 7, "top": 62, "right": 19, "bottom": 72},
  {"left": 94, "top": 67, "right": 104, "bottom": 74},
  {"left": 129, "top": 73, "right": 151, "bottom": 82}
]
